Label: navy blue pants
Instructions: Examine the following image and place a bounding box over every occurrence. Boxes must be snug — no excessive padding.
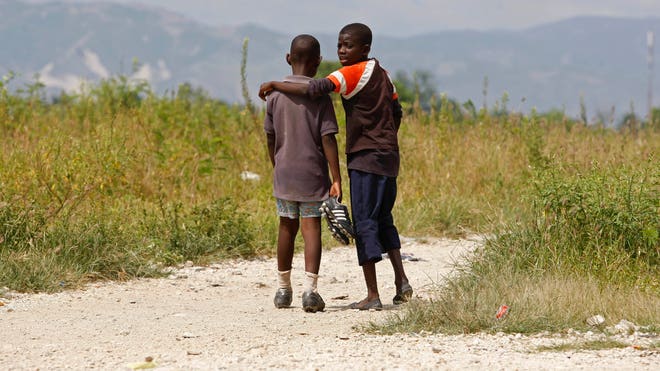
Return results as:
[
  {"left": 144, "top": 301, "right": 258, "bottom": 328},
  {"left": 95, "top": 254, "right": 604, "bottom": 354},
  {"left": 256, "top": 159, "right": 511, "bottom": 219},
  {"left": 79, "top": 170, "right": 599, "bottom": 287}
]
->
[{"left": 349, "top": 169, "right": 401, "bottom": 265}]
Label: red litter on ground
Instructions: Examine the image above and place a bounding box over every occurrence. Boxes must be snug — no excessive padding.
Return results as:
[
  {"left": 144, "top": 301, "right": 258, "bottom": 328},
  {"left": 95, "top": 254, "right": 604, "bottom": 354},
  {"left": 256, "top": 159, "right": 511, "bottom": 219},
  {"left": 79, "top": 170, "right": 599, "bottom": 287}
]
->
[{"left": 495, "top": 305, "right": 509, "bottom": 319}]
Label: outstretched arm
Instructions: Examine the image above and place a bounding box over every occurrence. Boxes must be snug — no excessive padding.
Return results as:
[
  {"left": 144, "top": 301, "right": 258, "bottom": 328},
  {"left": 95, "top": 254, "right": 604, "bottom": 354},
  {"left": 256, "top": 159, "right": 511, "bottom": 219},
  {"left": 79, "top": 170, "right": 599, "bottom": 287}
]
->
[
  {"left": 321, "top": 134, "right": 342, "bottom": 202},
  {"left": 259, "top": 79, "right": 336, "bottom": 101},
  {"left": 258, "top": 81, "right": 308, "bottom": 101}
]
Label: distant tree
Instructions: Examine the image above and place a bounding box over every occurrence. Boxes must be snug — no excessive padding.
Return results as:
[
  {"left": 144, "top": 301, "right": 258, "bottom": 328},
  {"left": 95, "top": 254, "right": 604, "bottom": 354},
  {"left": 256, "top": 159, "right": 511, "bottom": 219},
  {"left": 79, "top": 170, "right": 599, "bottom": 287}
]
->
[
  {"left": 648, "top": 107, "right": 660, "bottom": 131},
  {"left": 620, "top": 112, "right": 639, "bottom": 133},
  {"left": 393, "top": 70, "right": 437, "bottom": 110}
]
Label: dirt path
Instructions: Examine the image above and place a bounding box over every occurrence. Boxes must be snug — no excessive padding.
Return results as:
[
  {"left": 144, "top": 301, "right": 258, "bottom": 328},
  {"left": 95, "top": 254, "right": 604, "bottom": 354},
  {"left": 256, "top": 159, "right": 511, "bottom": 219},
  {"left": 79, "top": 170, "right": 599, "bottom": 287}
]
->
[{"left": 1, "top": 237, "right": 657, "bottom": 370}]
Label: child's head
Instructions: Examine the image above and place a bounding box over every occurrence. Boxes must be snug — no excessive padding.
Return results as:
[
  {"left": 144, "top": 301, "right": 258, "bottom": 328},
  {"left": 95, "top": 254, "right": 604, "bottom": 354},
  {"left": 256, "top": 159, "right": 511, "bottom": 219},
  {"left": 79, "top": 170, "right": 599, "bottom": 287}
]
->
[
  {"left": 337, "top": 23, "right": 372, "bottom": 66},
  {"left": 286, "top": 34, "right": 321, "bottom": 78}
]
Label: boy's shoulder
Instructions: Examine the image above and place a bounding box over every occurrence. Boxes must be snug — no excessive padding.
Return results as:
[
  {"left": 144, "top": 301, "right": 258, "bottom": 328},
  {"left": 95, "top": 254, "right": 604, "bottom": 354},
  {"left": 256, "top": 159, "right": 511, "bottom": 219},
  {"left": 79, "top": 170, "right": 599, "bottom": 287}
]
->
[
  {"left": 329, "top": 59, "right": 392, "bottom": 99},
  {"left": 283, "top": 74, "right": 313, "bottom": 84},
  {"left": 332, "top": 59, "right": 374, "bottom": 76}
]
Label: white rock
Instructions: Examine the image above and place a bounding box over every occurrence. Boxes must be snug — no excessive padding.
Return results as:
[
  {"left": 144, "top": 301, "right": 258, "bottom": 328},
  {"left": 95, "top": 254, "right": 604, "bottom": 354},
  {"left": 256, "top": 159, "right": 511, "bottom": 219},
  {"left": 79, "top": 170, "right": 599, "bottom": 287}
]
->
[{"left": 240, "top": 171, "right": 261, "bottom": 181}]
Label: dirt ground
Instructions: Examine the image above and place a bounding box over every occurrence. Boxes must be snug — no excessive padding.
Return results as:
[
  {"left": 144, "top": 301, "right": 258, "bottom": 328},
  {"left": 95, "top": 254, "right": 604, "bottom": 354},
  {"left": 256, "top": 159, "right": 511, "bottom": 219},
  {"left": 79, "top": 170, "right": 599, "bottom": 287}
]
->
[{"left": 1, "top": 236, "right": 657, "bottom": 370}]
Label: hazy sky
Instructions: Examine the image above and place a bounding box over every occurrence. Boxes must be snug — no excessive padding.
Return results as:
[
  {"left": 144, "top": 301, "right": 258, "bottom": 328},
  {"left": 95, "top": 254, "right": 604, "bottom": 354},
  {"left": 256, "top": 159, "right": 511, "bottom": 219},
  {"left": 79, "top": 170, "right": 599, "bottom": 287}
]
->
[{"left": 26, "top": 0, "right": 660, "bottom": 36}]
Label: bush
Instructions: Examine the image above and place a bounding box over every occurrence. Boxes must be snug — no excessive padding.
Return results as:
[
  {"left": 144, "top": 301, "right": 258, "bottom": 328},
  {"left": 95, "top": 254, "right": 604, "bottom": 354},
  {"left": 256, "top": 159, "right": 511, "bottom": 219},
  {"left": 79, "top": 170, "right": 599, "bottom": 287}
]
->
[{"left": 374, "top": 160, "right": 659, "bottom": 334}]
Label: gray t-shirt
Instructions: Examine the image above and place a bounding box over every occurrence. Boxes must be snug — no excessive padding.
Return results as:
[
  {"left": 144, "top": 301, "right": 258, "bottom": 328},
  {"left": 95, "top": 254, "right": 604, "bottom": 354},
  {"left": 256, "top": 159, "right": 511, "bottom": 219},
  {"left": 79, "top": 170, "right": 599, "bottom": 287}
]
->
[{"left": 264, "top": 75, "right": 339, "bottom": 202}]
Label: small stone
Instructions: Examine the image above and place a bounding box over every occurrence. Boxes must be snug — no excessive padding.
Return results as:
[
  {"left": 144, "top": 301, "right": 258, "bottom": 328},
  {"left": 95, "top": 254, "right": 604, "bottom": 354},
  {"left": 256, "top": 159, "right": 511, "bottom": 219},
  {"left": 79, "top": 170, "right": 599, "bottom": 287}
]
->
[
  {"left": 586, "top": 314, "right": 605, "bottom": 327},
  {"left": 614, "top": 320, "right": 637, "bottom": 334}
]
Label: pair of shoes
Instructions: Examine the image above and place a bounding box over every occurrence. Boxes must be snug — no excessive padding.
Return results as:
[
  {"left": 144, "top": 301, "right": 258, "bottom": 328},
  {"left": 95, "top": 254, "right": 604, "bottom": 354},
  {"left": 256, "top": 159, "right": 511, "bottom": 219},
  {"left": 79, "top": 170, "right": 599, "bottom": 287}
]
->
[
  {"left": 302, "top": 291, "right": 325, "bottom": 313},
  {"left": 349, "top": 298, "right": 383, "bottom": 311},
  {"left": 274, "top": 288, "right": 292, "bottom": 308},
  {"left": 393, "top": 282, "right": 413, "bottom": 305},
  {"left": 320, "top": 197, "right": 355, "bottom": 245}
]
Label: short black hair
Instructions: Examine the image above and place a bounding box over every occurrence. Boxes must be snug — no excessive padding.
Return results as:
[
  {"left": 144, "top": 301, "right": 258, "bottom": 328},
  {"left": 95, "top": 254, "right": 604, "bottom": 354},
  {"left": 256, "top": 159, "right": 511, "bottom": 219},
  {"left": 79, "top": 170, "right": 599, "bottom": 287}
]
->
[
  {"left": 289, "top": 34, "right": 320, "bottom": 64},
  {"left": 339, "top": 23, "right": 372, "bottom": 46}
]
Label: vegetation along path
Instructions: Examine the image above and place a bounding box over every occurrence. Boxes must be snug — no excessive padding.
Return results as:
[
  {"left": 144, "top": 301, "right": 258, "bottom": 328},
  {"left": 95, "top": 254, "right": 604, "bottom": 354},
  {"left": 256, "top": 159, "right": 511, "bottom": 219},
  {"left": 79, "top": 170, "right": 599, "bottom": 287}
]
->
[{"left": 1, "top": 236, "right": 657, "bottom": 370}]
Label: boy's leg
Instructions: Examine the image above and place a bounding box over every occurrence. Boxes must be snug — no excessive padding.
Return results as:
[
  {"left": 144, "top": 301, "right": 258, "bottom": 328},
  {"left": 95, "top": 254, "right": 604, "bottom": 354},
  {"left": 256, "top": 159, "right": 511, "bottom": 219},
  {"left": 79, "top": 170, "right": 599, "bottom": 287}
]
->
[
  {"left": 277, "top": 216, "right": 299, "bottom": 272},
  {"left": 299, "top": 202, "right": 325, "bottom": 312},
  {"left": 348, "top": 170, "right": 384, "bottom": 310},
  {"left": 378, "top": 176, "right": 412, "bottom": 303},
  {"left": 349, "top": 170, "right": 386, "bottom": 264},
  {"left": 348, "top": 261, "right": 381, "bottom": 309},
  {"left": 387, "top": 249, "right": 412, "bottom": 303},
  {"left": 274, "top": 199, "right": 300, "bottom": 308},
  {"left": 300, "top": 216, "right": 322, "bottom": 275}
]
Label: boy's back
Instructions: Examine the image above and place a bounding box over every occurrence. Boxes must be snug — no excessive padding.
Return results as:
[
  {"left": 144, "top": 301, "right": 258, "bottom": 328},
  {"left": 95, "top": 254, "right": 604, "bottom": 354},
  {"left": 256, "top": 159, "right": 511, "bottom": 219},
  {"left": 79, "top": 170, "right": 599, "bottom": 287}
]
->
[{"left": 264, "top": 76, "right": 338, "bottom": 202}]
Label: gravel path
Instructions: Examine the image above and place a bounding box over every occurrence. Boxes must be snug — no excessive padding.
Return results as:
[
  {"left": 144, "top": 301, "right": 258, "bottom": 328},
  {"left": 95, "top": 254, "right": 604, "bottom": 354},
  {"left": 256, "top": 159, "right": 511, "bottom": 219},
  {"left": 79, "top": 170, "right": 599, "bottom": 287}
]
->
[{"left": 1, "top": 237, "right": 657, "bottom": 370}]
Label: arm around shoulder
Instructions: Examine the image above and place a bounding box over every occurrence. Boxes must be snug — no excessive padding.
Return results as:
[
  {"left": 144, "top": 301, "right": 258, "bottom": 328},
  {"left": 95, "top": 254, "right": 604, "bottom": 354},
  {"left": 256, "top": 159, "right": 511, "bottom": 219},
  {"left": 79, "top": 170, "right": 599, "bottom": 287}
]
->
[{"left": 258, "top": 81, "right": 310, "bottom": 101}]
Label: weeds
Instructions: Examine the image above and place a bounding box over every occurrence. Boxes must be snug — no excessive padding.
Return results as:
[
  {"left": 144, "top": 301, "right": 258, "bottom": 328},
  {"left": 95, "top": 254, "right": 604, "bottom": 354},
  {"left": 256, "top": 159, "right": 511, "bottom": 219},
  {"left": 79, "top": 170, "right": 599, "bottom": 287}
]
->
[
  {"left": 1, "top": 73, "right": 659, "bottom": 342},
  {"left": 374, "top": 159, "right": 659, "bottom": 335}
]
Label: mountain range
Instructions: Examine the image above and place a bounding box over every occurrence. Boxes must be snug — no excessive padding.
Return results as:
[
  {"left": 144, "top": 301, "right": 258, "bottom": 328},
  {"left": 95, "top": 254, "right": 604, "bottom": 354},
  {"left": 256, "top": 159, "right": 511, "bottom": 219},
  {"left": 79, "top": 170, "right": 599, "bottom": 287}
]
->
[{"left": 1, "top": 0, "right": 659, "bottom": 118}]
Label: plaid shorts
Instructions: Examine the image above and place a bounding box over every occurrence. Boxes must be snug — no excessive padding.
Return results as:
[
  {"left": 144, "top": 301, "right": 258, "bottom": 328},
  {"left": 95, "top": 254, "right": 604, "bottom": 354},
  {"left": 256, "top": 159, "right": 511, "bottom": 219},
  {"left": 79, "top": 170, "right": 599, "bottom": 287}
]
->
[{"left": 276, "top": 198, "right": 323, "bottom": 219}]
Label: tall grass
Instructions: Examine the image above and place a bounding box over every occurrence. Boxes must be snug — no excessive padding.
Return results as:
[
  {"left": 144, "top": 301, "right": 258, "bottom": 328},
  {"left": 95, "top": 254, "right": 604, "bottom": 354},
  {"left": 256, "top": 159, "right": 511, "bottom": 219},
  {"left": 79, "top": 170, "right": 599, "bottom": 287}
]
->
[
  {"left": 1, "top": 78, "right": 271, "bottom": 292},
  {"left": 1, "top": 72, "right": 658, "bottom": 328},
  {"left": 375, "top": 159, "right": 659, "bottom": 334}
]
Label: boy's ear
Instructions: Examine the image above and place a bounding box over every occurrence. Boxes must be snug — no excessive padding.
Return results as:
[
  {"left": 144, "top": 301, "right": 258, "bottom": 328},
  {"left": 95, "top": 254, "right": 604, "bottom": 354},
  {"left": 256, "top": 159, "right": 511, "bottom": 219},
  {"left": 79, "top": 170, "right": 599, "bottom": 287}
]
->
[
  {"left": 286, "top": 53, "right": 292, "bottom": 66},
  {"left": 316, "top": 55, "right": 322, "bottom": 67},
  {"left": 362, "top": 44, "right": 371, "bottom": 58}
]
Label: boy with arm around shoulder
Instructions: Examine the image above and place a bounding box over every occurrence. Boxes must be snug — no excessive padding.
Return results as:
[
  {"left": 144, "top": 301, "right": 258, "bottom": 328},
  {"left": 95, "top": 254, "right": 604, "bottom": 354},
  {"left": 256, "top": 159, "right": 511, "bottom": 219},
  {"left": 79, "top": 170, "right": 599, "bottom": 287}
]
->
[
  {"left": 264, "top": 34, "right": 342, "bottom": 313},
  {"left": 260, "top": 23, "right": 412, "bottom": 310}
]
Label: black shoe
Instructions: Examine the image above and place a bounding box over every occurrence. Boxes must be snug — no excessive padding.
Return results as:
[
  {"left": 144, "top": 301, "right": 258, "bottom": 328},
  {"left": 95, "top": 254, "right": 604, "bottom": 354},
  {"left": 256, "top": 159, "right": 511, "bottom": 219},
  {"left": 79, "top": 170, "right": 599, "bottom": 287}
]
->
[
  {"left": 274, "top": 288, "right": 292, "bottom": 308},
  {"left": 320, "top": 197, "right": 355, "bottom": 244},
  {"left": 302, "top": 291, "right": 325, "bottom": 313}
]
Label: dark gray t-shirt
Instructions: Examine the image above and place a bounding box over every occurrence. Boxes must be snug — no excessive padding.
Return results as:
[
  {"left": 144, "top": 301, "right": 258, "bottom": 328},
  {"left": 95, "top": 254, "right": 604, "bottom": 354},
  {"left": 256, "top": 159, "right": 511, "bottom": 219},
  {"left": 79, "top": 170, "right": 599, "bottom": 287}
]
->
[{"left": 264, "top": 75, "right": 339, "bottom": 202}]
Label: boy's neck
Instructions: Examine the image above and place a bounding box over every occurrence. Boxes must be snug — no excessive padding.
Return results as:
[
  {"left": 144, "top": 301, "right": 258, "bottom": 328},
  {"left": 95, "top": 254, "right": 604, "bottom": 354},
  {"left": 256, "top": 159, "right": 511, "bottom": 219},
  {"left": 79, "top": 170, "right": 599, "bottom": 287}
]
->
[
  {"left": 291, "top": 65, "right": 316, "bottom": 78},
  {"left": 343, "top": 57, "right": 371, "bottom": 67}
]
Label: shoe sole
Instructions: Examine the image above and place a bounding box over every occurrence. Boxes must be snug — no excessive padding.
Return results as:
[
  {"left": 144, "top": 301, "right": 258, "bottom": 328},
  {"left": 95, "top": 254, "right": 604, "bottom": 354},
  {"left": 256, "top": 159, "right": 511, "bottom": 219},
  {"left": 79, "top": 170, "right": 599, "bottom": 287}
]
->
[
  {"left": 326, "top": 223, "right": 350, "bottom": 245},
  {"left": 321, "top": 207, "right": 355, "bottom": 238}
]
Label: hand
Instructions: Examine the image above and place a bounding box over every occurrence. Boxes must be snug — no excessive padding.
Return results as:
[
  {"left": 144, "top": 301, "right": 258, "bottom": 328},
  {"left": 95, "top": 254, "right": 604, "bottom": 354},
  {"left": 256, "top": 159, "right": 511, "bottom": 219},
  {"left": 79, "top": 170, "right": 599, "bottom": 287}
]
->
[
  {"left": 258, "top": 82, "right": 274, "bottom": 101},
  {"left": 329, "top": 182, "right": 342, "bottom": 203}
]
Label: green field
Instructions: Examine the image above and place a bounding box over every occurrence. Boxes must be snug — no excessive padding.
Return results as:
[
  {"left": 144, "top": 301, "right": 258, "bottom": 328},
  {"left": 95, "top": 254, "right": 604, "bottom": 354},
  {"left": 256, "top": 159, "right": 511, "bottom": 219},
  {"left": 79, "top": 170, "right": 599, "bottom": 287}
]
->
[{"left": 1, "top": 77, "right": 658, "bottom": 334}]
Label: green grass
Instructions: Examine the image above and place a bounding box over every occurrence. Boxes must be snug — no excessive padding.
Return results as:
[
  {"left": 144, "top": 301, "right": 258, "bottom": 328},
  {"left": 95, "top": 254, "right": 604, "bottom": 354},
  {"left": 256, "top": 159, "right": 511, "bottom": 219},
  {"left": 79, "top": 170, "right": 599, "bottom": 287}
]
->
[
  {"left": 1, "top": 76, "right": 659, "bottom": 338},
  {"left": 373, "top": 160, "right": 659, "bottom": 335}
]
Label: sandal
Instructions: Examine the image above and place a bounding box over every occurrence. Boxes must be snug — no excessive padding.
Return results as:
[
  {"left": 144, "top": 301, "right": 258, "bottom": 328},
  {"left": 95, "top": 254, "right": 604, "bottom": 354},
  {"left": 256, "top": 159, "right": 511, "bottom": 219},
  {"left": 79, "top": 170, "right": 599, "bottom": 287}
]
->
[
  {"left": 393, "top": 282, "right": 413, "bottom": 305},
  {"left": 349, "top": 298, "right": 383, "bottom": 310}
]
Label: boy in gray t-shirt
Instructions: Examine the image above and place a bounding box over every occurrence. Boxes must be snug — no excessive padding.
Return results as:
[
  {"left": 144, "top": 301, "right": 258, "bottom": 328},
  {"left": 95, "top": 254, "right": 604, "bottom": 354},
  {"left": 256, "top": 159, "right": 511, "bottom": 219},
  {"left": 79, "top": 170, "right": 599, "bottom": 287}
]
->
[{"left": 263, "top": 34, "right": 342, "bottom": 313}]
